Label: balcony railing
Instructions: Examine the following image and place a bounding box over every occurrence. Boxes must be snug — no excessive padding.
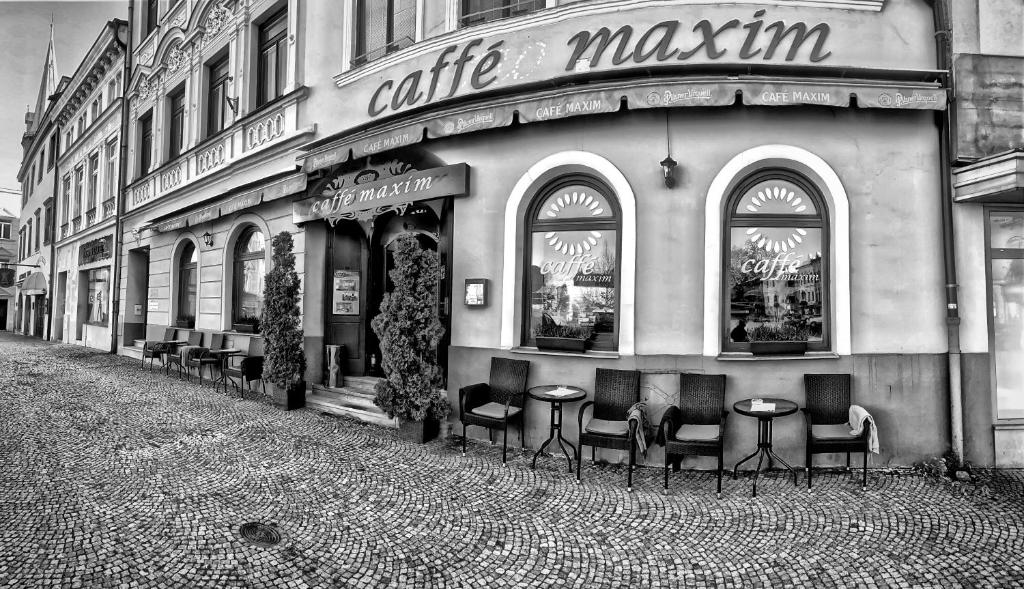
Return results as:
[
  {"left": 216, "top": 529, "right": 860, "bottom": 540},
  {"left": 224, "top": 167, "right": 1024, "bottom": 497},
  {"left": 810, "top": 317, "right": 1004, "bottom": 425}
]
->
[
  {"left": 85, "top": 208, "right": 96, "bottom": 226},
  {"left": 71, "top": 216, "right": 81, "bottom": 232},
  {"left": 102, "top": 199, "right": 115, "bottom": 218}
]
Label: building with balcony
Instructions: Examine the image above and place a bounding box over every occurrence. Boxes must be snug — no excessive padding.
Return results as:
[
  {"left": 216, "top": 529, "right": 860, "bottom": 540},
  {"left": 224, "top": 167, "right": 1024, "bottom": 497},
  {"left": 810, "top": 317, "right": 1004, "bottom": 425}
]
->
[
  {"left": 0, "top": 187, "right": 20, "bottom": 331},
  {"left": 286, "top": 0, "right": 951, "bottom": 465},
  {"left": 15, "top": 28, "right": 63, "bottom": 340},
  {"left": 117, "top": 0, "right": 311, "bottom": 357},
  {"left": 947, "top": 0, "right": 1024, "bottom": 466},
  {"left": 51, "top": 20, "right": 127, "bottom": 350}
]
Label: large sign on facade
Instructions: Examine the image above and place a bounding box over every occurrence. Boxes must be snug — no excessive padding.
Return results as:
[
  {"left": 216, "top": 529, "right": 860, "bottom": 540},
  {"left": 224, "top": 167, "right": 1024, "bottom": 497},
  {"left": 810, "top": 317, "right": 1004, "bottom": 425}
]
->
[
  {"left": 79, "top": 236, "right": 113, "bottom": 265},
  {"left": 293, "top": 164, "right": 470, "bottom": 224},
  {"left": 337, "top": 2, "right": 935, "bottom": 128}
]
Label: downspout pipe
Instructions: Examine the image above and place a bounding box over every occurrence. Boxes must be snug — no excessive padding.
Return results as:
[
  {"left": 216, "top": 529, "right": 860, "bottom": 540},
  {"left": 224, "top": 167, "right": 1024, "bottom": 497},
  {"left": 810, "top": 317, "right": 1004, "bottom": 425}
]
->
[
  {"left": 929, "top": 0, "right": 964, "bottom": 464},
  {"left": 109, "top": 3, "right": 133, "bottom": 354}
]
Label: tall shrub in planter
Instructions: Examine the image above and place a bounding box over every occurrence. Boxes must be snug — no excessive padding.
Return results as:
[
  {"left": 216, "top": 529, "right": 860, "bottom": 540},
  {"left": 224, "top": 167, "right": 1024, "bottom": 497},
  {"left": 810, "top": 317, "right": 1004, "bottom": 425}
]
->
[
  {"left": 260, "top": 231, "right": 306, "bottom": 410},
  {"left": 371, "top": 234, "right": 450, "bottom": 442}
]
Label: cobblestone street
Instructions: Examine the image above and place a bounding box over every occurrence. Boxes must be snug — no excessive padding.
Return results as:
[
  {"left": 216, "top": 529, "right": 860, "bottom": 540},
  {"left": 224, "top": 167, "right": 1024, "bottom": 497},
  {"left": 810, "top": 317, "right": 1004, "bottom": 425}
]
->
[{"left": 0, "top": 333, "right": 1021, "bottom": 588}]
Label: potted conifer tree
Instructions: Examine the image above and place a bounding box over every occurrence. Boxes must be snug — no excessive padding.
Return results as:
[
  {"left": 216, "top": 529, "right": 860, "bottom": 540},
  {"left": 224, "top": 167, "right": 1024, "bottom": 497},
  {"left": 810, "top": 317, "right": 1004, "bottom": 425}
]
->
[
  {"left": 260, "top": 231, "right": 306, "bottom": 410},
  {"left": 371, "top": 234, "right": 450, "bottom": 443}
]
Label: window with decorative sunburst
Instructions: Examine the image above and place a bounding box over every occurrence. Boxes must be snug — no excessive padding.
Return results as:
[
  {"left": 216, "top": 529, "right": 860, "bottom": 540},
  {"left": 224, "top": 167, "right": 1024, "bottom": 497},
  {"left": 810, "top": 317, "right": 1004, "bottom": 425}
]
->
[
  {"left": 724, "top": 170, "right": 829, "bottom": 353},
  {"left": 523, "top": 176, "right": 620, "bottom": 351}
]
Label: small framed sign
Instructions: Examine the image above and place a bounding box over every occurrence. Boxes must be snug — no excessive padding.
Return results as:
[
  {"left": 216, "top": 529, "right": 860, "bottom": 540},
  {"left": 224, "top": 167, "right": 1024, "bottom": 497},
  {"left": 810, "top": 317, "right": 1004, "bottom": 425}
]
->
[{"left": 464, "top": 278, "right": 488, "bottom": 307}]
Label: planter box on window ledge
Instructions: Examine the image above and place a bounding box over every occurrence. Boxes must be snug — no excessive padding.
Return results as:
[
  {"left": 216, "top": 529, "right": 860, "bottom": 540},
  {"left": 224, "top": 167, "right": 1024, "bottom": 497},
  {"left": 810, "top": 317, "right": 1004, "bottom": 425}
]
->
[
  {"left": 175, "top": 318, "right": 195, "bottom": 329},
  {"left": 749, "top": 341, "right": 808, "bottom": 356},
  {"left": 535, "top": 336, "right": 589, "bottom": 353}
]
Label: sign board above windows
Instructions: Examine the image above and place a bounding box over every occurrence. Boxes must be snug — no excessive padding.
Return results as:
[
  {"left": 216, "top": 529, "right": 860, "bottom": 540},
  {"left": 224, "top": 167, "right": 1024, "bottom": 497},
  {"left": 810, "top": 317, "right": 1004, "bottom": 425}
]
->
[{"left": 332, "top": 1, "right": 938, "bottom": 128}]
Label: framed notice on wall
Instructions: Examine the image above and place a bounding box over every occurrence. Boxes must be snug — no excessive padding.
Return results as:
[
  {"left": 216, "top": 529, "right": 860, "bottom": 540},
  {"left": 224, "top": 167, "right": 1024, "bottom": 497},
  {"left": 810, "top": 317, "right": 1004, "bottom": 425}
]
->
[{"left": 333, "top": 270, "right": 360, "bottom": 315}]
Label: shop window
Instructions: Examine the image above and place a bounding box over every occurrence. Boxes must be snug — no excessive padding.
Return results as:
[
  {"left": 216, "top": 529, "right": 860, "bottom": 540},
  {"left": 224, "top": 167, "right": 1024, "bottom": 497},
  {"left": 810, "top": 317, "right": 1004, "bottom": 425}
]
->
[
  {"left": 723, "top": 171, "right": 828, "bottom": 353},
  {"left": 207, "top": 55, "right": 231, "bottom": 136},
  {"left": 177, "top": 242, "right": 198, "bottom": 328},
  {"left": 167, "top": 87, "right": 186, "bottom": 159},
  {"left": 85, "top": 267, "right": 110, "bottom": 326},
  {"left": 460, "top": 0, "right": 544, "bottom": 27},
  {"left": 522, "top": 177, "right": 620, "bottom": 351},
  {"left": 353, "top": 0, "right": 415, "bottom": 67},
  {"left": 988, "top": 211, "right": 1024, "bottom": 420},
  {"left": 232, "top": 227, "right": 266, "bottom": 331},
  {"left": 257, "top": 8, "right": 288, "bottom": 107},
  {"left": 138, "top": 110, "right": 153, "bottom": 177}
]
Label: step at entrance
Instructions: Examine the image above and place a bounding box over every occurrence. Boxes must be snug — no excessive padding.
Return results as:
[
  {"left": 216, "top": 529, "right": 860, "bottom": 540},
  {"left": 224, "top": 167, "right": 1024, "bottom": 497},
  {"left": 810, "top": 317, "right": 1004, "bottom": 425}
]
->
[{"left": 308, "top": 377, "right": 398, "bottom": 428}]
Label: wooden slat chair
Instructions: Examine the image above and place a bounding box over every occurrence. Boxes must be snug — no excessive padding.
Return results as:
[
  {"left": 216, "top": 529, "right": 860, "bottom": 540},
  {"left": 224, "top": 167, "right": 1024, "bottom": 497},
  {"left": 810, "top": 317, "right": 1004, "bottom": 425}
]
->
[
  {"left": 459, "top": 357, "right": 531, "bottom": 464},
  {"left": 576, "top": 368, "right": 641, "bottom": 491},
  {"left": 187, "top": 333, "right": 225, "bottom": 384},
  {"left": 803, "top": 373, "right": 871, "bottom": 490},
  {"left": 166, "top": 331, "right": 201, "bottom": 379},
  {"left": 660, "top": 374, "right": 728, "bottom": 498},
  {"left": 142, "top": 327, "right": 176, "bottom": 372}
]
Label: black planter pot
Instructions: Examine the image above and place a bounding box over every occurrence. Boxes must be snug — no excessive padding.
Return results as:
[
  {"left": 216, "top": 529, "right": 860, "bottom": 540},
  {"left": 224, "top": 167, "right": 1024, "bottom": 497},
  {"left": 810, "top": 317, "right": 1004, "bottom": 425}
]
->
[
  {"left": 749, "top": 341, "right": 808, "bottom": 356},
  {"left": 398, "top": 418, "right": 439, "bottom": 443},
  {"left": 270, "top": 381, "right": 306, "bottom": 411},
  {"left": 535, "top": 336, "right": 588, "bottom": 353}
]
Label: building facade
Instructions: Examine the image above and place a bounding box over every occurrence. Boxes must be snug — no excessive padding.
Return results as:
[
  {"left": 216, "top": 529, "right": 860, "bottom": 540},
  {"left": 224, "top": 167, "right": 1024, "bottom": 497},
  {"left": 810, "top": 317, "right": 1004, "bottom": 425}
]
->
[
  {"left": 0, "top": 187, "right": 20, "bottom": 331},
  {"left": 51, "top": 20, "right": 127, "bottom": 350},
  {"left": 948, "top": 0, "right": 1024, "bottom": 466},
  {"left": 16, "top": 31, "right": 62, "bottom": 340}
]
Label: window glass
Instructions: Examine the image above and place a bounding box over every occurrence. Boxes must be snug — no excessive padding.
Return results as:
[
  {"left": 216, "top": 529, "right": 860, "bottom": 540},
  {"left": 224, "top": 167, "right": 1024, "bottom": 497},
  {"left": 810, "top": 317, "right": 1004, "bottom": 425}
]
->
[
  {"left": 233, "top": 229, "right": 265, "bottom": 328},
  {"left": 73, "top": 167, "right": 84, "bottom": 218},
  {"left": 105, "top": 140, "right": 117, "bottom": 201},
  {"left": 354, "top": 0, "right": 416, "bottom": 66},
  {"left": 178, "top": 242, "right": 197, "bottom": 324},
  {"left": 990, "top": 212, "right": 1024, "bottom": 250},
  {"left": 86, "top": 268, "right": 109, "bottom": 325},
  {"left": 139, "top": 111, "right": 153, "bottom": 176},
  {"left": 725, "top": 171, "right": 827, "bottom": 351},
  {"left": 87, "top": 153, "right": 99, "bottom": 211},
  {"left": 168, "top": 89, "right": 185, "bottom": 159},
  {"left": 0, "top": 222, "right": 10, "bottom": 240},
  {"left": 524, "top": 178, "right": 619, "bottom": 351},
  {"left": 461, "top": 0, "right": 544, "bottom": 26},
  {"left": 989, "top": 211, "right": 1024, "bottom": 420},
  {"left": 207, "top": 57, "right": 230, "bottom": 135},
  {"left": 257, "top": 9, "right": 288, "bottom": 106}
]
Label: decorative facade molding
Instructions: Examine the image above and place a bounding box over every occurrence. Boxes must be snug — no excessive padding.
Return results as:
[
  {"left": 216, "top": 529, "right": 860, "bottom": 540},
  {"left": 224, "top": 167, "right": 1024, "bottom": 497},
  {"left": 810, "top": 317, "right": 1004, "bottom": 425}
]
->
[{"left": 245, "top": 112, "right": 286, "bottom": 150}]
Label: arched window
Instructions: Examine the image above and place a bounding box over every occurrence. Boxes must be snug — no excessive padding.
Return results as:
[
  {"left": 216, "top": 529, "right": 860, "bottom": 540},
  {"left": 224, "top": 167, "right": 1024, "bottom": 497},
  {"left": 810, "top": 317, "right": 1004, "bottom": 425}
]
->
[
  {"left": 724, "top": 170, "right": 828, "bottom": 352},
  {"left": 523, "top": 177, "right": 620, "bottom": 351},
  {"left": 177, "top": 242, "right": 198, "bottom": 328},
  {"left": 232, "top": 227, "right": 265, "bottom": 331}
]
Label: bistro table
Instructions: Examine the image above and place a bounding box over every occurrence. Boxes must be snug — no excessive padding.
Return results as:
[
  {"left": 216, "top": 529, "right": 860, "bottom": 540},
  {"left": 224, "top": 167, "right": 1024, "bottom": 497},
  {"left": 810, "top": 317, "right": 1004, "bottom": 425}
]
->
[
  {"left": 162, "top": 340, "right": 189, "bottom": 375},
  {"left": 209, "top": 348, "right": 243, "bottom": 395},
  {"left": 732, "top": 398, "right": 801, "bottom": 497},
  {"left": 528, "top": 385, "right": 587, "bottom": 472}
]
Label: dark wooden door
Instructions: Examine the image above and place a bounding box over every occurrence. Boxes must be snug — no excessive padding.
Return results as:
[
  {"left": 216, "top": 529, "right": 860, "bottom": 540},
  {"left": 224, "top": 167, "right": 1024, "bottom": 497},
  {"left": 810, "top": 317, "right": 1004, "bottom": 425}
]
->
[
  {"left": 33, "top": 296, "right": 45, "bottom": 338},
  {"left": 325, "top": 221, "right": 369, "bottom": 377},
  {"left": 0, "top": 299, "right": 7, "bottom": 330}
]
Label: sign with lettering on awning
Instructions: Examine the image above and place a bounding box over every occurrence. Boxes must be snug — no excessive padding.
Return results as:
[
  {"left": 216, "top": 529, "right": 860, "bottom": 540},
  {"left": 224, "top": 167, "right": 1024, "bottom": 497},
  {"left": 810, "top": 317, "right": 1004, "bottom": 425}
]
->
[
  {"left": 855, "top": 87, "right": 946, "bottom": 109},
  {"left": 157, "top": 217, "right": 187, "bottom": 233},
  {"left": 426, "top": 106, "right": 515, "bottom": 138},
  {"left": 187, "top": 205, "right": 218, "bottom": 227},
  {"left": 517, "top": 89, "right": 621, "bottom": 123},
  {"left": 628, "top": 83, "right": 736, "bottom": 108},
  {"left": 293, "top": 163, "right": 470, "bottom": 224},
  {"left": 352, "top": 124, "right": 423, "bottom": 159},
  {"left": 742, "top": 83, "right": 852, "bottom": 107}
]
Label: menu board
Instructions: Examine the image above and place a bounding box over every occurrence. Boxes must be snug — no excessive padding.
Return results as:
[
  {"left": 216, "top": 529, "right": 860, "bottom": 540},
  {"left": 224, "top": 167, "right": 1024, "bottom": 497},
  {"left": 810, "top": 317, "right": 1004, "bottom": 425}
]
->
[{"left": 333, "top": 270, "right": 360, "bottom": 315}]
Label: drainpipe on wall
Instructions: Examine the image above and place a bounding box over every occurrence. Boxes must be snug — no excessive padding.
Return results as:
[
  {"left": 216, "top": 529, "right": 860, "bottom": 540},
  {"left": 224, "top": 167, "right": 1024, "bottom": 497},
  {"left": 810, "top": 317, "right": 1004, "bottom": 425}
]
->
[
  {"left": 929, "top": 0, "right": 964, "bottom": 464},
  {"left": 109, "top": 3, "right": 133, "bottom": 354}
]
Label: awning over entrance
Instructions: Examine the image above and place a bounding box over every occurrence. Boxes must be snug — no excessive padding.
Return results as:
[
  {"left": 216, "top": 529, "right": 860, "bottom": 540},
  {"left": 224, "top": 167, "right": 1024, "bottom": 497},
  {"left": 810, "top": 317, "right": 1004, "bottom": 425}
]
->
[
  {"left": 20, "top": 271, "right": 48, "bottom": 295},
  {"left": 150, "top": 172, "right": 308, "bottom": 233},
  {"left": 300, "top": 75, "right": 948, "bottom": 173}
]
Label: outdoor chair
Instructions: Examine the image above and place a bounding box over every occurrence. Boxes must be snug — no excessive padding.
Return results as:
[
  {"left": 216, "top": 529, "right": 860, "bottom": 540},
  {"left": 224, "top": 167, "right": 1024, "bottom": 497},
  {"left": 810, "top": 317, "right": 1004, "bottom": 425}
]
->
[
  {"left": 165, "top": 331, "right": 201, "bottom": 379},
  {"left": 142, "top": 327, "right": 176, "bottom": 372},
  {"left": 576, "top": 368, "right": 641, "bottom": 490},
  {"left": 459, "top": 357, "right": 531, "bottom": 464},
  {"left": 660, "top": 373, "right": 728, "bottom": 498},
  {"left": 803, "top": 373, "right": 871, "bottom": 490},
  {"left": 222, "top": 337, "right": 265, "bottom": 397},
  {"left": 186, "top": 333, "right": 225, "bottom": 384}
]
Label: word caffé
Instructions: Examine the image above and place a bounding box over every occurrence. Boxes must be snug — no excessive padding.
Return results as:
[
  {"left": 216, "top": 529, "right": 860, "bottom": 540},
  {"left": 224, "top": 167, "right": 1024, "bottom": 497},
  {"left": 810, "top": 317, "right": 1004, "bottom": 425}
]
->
[
  {"left": 741, "top": 252, "right": 819, "bottom": 282},
  {"left": 368, "top": 9, "right": 832, "bottom": 117}
]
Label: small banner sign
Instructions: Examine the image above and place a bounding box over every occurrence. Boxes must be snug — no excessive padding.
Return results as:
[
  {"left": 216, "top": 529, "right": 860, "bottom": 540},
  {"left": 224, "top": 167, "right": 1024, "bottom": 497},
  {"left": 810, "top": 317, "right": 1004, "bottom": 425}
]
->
[
  {"left": 187, "top": 206, "right": 218, "bottom": 227},
  {"left": 293, "top": 163, "right": 470, "bottom": 224},
  {"left": 0, "top": 268, "right": 14, "bottom": 288},
  {"left": 157, "top": 217, "right": 187, "bottom": 233},
  {"left": 79, "top": 235, "right": 113, "bottom": 265},
  {"left": 573, "top": 273, "right": 614, "bottom": 287}
]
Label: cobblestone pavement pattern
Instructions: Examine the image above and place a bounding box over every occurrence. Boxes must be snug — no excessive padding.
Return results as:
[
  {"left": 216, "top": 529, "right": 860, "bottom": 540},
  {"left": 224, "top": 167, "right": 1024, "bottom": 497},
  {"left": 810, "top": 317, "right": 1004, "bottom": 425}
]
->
[{"left": 2, "top": 333, "right": 1024, "bottom": 588}]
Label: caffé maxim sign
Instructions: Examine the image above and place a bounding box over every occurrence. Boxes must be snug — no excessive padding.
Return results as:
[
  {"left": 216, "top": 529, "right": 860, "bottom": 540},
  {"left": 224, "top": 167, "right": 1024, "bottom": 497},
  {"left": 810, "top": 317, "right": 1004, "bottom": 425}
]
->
[{"left": 369, "top": 9, "right": 833, "bottom": 117}]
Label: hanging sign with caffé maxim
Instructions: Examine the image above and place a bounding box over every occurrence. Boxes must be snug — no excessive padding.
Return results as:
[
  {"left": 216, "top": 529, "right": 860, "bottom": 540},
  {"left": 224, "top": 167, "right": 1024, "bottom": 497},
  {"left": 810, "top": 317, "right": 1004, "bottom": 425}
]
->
[
  {"left": 332, "top": 1, "right": 934, "bottom": 128},
  {"left": 292, "top": 163, "right": 470, "bottom": 224}
]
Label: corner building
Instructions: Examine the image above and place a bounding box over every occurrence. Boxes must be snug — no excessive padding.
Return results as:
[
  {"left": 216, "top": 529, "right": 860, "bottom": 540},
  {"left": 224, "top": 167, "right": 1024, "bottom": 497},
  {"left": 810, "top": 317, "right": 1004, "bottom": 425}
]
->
[{"left": 295, "top": 0, "right": 948, "bottom": 467}]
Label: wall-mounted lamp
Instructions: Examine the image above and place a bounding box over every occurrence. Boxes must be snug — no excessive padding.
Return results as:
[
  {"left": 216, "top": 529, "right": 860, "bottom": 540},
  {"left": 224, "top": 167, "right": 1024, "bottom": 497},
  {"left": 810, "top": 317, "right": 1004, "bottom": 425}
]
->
[
  {"left": 201, "top": 231, "right": 213, "bottom": 247},
  {"left": 660, "top": 155, "right": 678, "bottom": 188}
]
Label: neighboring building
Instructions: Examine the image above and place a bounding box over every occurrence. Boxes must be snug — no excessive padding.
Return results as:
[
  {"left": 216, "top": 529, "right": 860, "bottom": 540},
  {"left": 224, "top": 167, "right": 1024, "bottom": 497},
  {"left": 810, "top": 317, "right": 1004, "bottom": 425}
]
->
[
  {"left": 0, "top": 187, "right": 20, "bottom": 331},
  {"left": 948, "top": 0, "right": 1024, "bottom": 466},
  {"left": 118, "top": 0, "right": 310, "bottom": 357},
  {"left": 15, "top": 28, "right": 62, "bottom": 340},
  {"left": 50, "top": 20, "right": 127, "bottom": 350}
]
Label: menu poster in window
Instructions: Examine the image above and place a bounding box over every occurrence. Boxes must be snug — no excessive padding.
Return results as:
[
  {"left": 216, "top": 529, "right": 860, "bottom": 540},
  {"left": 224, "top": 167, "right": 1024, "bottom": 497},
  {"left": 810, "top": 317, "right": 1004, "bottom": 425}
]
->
[{"left": 333, "top": 270, "right": 360, "bottom": 315}]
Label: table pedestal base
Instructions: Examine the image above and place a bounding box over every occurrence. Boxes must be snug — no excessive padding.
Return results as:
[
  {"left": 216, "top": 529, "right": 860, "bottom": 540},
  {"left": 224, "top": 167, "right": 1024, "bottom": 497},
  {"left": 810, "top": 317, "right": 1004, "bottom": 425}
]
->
[
  {"left": 531, "top": 400, "right": 577, "bottom": 472},
  {"left": 733, "top": 416, "right": 800, "bottom": 497}
]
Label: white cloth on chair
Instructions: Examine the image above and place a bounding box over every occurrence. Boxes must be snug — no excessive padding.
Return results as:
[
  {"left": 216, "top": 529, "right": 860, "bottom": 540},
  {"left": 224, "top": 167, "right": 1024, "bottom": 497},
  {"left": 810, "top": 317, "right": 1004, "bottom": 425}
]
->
[{"left": 848, "top": 405, "right": 879, "bottom": 454}]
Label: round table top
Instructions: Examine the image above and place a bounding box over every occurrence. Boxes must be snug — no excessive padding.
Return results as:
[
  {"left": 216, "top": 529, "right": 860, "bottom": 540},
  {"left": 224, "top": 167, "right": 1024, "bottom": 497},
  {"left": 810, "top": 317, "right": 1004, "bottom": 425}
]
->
[
  {"left": 209, "top": 348, "right": 242, "bottom": 355},
  {"left": 733, "top": 398, "right": 799, "bottom": 418},
  {"left": 528, "top": 385, "right": 587, "bottom": 403}
]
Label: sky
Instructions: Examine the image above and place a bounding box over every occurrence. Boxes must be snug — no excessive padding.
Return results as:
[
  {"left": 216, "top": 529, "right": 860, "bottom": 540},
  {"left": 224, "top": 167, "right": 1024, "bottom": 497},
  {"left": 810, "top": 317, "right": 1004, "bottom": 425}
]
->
[{"left": 0, "top": 1, "right": 125, "bottom": 197}]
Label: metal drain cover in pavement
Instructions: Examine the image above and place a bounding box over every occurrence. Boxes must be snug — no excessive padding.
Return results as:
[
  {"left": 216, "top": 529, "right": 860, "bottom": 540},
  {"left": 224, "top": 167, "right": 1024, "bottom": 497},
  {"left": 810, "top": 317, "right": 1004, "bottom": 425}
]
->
[{"left": 238, "top": 522, "right": 282, "bottom": 547}]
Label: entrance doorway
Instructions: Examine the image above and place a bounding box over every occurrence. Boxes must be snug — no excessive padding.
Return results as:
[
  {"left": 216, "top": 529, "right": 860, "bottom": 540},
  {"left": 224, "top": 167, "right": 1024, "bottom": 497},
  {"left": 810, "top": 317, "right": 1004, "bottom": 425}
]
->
[
  {"left": 54, "top": 272, "right": 67, "bottom": 341},
  {"left": 123, "top": 249, "right": 150, "bottom": 345},
  {"left": 324, "top": 201, "right": 451, "bottom": 378},
  {"left": 0, "top": 299, "right": 7, "bottom": 330},
  {"left": 32, "top": 295, "right": 45, "bottom": 338}
]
